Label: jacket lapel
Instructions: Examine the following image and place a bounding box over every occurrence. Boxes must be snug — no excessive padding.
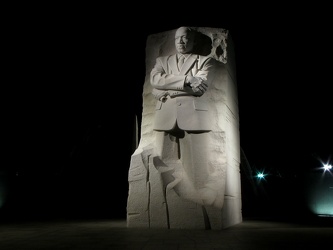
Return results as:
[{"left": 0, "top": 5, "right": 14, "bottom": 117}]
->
[
  {"left": 168, "top": 54, "right": 179, "bottom": 74},
  {"left": 179, "top": 54, "right": 197, "bottom": 75}
]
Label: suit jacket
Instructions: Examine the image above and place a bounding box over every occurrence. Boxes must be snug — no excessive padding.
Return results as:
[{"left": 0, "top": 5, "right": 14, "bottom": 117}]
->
[{"left": 150, "top": 53, "right": 217, "bottom": 131}]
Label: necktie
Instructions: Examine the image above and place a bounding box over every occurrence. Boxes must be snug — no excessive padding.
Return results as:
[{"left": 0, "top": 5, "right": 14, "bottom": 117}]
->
[{"left": 178, "top": 54, "right": 185, "bottom": 69}]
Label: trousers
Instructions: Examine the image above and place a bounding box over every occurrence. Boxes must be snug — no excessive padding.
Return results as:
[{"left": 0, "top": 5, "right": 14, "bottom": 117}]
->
[{"left": 153, "top": 125, "right": 225, "bottom": 208}]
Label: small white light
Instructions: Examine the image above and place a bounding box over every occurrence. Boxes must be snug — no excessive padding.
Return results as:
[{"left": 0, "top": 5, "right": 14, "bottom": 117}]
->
[
  {"left": 257, "top": 173, "right": 265, "bottom": 179},
  {"left": 323, "top": 164, "right": 332, "bottom": 171}
]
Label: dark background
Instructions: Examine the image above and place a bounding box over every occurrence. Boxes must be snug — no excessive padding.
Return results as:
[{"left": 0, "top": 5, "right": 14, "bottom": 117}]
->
[{"left": 2, "top": 6, "right": 332, "bottom": 222}]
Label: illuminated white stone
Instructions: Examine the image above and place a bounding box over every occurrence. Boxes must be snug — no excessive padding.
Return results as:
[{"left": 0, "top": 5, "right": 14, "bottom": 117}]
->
[{"left": 127, "top": 27, "right": 242, "bottom": 229}]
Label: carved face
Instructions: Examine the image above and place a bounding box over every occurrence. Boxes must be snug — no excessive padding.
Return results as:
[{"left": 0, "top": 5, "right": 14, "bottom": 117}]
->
[{"left": 175, "top": 27, "right": 195, "bottom": 54}]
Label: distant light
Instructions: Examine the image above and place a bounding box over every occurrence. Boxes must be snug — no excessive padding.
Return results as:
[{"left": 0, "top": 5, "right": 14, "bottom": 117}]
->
[
  {"left": 257, "top": 173, "right": 265, "bottom": 179},
  {"left": 323, "top": 164, "right": 332, "bottom": 171},
  {"left": 254, "top": 169, "right": 268, "bottom": 182},
  {"left": 255, "top": 171, "right": 267, "bottom": 182},
  {"left": 318, "top": 214, "right": 333, "bottom": 217}
]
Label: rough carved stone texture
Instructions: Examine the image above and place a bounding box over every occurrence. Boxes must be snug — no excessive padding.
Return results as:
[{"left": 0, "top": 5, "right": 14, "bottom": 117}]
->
[{"left": 127, "top": 27, "right": 241, "bottom": 230}]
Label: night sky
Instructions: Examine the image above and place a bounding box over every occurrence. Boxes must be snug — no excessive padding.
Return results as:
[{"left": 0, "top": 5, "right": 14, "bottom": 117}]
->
[{"left": 2, "top": 7, "right": 332, "bottom": 221}]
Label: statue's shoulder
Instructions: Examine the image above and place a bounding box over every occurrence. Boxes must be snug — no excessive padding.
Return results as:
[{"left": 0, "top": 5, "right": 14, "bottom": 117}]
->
[
  {"left": 198, "top": 54, "right": 211, "bottom": 59},
  {"left": 197, "top": 55, "right": 216, "bottom": 67},
  {"left": 156, "top": 54, "right": 174, "bottom": 64},
  {"left": 198, "top": 54, "right": 215, "bottom": 61}
]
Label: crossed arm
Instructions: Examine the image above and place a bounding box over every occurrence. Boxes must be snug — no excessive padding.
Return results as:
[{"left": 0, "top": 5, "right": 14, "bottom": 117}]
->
[{"left": 150, "top": 56, "right": 215, "bottom": 100}]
